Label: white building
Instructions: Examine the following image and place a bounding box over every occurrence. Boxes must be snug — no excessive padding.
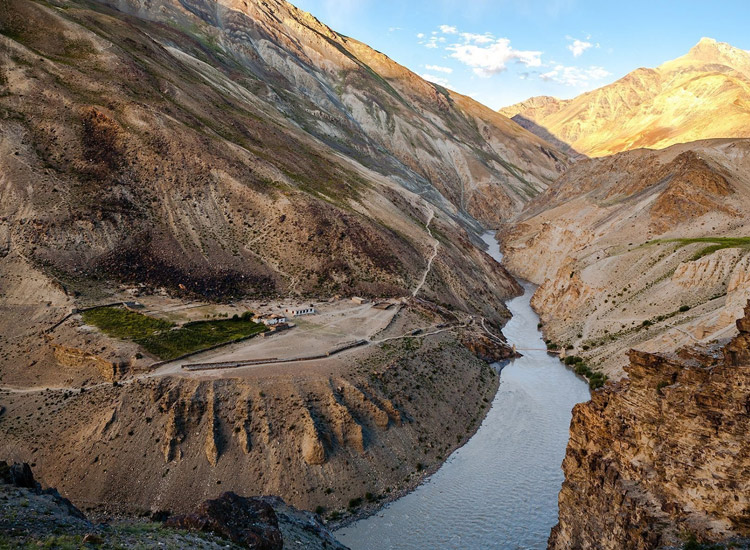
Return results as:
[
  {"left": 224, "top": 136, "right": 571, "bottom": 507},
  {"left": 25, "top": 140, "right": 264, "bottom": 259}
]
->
[
  {"left": 285, "top": 307, "right": 316, "bottom": 317},
  {"left": 253, "top": 313, "right": 288, "bottom": 326}
]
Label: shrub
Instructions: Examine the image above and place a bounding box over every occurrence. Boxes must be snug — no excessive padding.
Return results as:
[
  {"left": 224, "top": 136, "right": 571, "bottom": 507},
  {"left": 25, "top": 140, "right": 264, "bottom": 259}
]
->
[
  {"left": 679, "top": 305, "right": 690, "bottom": 312},
  {"left": 348, "top": 497, "right": 362, "bottom": 509}
]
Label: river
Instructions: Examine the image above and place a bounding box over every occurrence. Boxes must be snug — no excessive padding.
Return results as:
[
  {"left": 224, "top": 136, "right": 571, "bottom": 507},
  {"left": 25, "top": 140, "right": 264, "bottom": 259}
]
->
[{"left": 335, "top": 233, "right": 591, "bottom": 550}]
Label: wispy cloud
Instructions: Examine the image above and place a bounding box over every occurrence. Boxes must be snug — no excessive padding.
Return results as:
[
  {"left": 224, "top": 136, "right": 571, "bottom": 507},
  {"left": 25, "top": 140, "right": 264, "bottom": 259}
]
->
[
  {"left": 540, "top": 64, "right": 610, "bottom": 86},
  {"left": 439, "top": 25, "right": 458, "bottom": 34},
  {"left": 460, "top": 32, "right": 495, "bottom": 45},
  {"left": 421, "top": 73, "right": 451, "bottom": 87},
  {"left": 448, "top": 37, "right": 542, "bottom": 77},
  {"left": 425, "top": 64, "right": 454, "bottom": 74}
]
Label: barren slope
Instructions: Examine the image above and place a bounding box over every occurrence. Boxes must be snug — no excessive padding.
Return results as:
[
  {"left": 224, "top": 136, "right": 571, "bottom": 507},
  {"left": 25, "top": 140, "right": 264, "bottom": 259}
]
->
[{"left": 503, "top": 139, "right": 750, "bottom": 377}]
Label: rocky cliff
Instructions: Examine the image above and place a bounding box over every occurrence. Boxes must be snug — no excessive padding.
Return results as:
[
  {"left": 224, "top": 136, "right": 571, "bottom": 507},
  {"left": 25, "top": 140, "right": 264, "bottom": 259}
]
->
[
  {"left": 501, "top": 38, "right": 750, "bottom": 157},
  {"left": 549, "top": 302, "right": 750, "bottom": 549}
]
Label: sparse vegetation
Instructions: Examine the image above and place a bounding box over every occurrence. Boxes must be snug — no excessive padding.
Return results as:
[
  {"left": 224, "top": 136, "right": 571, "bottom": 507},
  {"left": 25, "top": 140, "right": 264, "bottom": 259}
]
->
[
  {"left": 683, "top": 533, "right": 731, "bottom": 550},
  {"left": 648, "top": 237, "right": 750, "bottom": 261},
  {"left": 83, "top": 306, "right": 266, "bottom": 360},
  {"left": 563, "top": 356, "right": 608, "bottom": 389}
]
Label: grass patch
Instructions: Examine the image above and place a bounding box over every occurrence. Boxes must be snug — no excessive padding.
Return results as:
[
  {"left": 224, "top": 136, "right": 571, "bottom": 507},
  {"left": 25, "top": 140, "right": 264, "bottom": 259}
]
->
[
  {"left": 83, "top": 307, "right": 266, "bottom": 360},
  {"left": 138, "top": 317, "right": 266, "bottom": 360},
  {"left": 82, "top": 307, "right": 173, "bottom": 340},
  {"left": 648, "top": 237, "right": 750, "bottom": 261}
]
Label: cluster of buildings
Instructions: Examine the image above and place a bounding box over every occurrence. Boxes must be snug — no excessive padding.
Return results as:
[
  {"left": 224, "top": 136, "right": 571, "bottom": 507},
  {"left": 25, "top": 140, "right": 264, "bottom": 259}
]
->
[{"left": 251, "top": 306, "right": 317, "bottom": 333}]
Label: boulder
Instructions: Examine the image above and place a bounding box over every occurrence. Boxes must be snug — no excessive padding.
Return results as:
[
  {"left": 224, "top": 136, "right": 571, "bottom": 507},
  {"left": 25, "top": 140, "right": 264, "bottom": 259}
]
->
[
  {"left": 164, "top": 492, "right": 283, "bottom": 549},
  {"left": 0, "top": 461, "right": 38, "bottom": 489},
  {"left": 461, "top": 330, "right": 517, "bottom": 363}
]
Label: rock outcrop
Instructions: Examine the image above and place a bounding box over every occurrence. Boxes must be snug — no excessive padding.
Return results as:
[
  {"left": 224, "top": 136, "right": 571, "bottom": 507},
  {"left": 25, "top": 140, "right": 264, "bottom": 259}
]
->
[
  {"left": 165, "top": 492, "right": 284, "bottom": 550},
  {"left": 0, "top": 462, "right": 347, "bottom": 549},
  {"left": 460, "top": 328, "right": 517, "bottom": 363},
  {"left": 549, "top": 302, "right": 750, "bottom": 549}
]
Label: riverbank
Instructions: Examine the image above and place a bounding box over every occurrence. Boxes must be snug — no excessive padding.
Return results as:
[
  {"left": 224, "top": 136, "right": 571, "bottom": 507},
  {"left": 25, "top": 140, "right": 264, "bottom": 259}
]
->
[{"left": 336, "top": 233, "right": 590, "bottom": 550}]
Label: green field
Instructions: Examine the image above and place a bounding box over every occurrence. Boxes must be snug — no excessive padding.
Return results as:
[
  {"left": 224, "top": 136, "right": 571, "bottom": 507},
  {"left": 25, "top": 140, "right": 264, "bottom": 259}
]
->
[
  {"left": 82, "top": 307, "right": 266, "bottom": 360},
  {"left": 82, "top": 307, "right": 173, "bottom": 339},
  {"left": 649, "top": 237, "right": 750, "bottom": 260}
]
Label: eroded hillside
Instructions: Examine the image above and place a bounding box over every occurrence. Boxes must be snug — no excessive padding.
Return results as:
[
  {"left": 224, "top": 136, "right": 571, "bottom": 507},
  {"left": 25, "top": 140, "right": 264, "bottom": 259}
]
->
[{"left": 503, "top": 139, "right": 750, "bottom": 378}]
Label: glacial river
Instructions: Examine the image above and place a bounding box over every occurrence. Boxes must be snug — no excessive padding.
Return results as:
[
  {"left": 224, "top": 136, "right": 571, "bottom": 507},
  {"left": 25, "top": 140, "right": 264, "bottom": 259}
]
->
[{"left": 335, "top": 233, "right": 591, "bottom": 550}]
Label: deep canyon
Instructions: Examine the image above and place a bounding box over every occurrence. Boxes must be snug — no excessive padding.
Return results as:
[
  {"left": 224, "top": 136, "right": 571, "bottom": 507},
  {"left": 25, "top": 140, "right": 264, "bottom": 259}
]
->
[{"left": 1, "top": 0, "right": 749, "bottom": 548}]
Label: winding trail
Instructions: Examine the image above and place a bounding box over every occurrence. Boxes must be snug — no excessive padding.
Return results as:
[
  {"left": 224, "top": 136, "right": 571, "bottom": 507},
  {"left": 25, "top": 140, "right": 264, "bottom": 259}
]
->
[{"left": 412, "top": 208, "right": 438, "bottom": 297}]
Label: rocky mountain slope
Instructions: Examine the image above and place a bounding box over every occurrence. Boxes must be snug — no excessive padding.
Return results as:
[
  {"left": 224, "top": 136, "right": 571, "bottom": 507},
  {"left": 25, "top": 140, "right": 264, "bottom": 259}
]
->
[
  {"left": 0, "top": 0, "right": 555, "bottom": 383},
  {"left": 548, "top": 303, "right": 750, "bottom": 550},
  {"left": 0, "top": 0, "right": 565, "bottom": 307},
  {"left": 501, "top": 38, "right": 750, "bottom": 157},
  {"left": 0, "top": 461, "right": 347, "bottom": 549},
  {"left": 0, "top": 0, "right": 555, "bottom": 525},
  {"left": 502, "top": 138, "right": 750, "bottom": 377}
]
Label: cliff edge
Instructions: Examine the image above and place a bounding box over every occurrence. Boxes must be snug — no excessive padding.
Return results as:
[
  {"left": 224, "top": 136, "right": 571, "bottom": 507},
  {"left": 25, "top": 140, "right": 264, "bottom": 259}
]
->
[{"left": 549, "top": 302, "right": 750, "bottom": 549}]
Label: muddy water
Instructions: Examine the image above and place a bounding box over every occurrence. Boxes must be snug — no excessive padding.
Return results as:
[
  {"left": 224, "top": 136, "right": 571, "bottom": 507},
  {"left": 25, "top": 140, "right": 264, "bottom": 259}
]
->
[{"left": 335, "top": 233, "right": 590, "bottom": 550}]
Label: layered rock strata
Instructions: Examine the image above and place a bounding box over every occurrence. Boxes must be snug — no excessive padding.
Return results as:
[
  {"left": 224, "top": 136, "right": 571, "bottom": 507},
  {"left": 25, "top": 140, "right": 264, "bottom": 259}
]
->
[{"left": 549, "top": 303, "right": 750, "bottom": 549}]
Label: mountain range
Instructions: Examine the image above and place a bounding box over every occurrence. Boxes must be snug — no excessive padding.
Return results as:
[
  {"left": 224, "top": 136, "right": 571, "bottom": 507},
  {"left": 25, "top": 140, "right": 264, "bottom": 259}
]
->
[{"left": 501, "top": 37, "right": 750, "bottom": 157}]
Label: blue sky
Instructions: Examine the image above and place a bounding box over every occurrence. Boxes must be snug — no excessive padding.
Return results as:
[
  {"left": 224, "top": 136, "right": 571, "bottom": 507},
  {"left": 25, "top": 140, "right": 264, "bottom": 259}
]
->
[{"left": 290, "top": 0, "right": 750, "bottom": 109}]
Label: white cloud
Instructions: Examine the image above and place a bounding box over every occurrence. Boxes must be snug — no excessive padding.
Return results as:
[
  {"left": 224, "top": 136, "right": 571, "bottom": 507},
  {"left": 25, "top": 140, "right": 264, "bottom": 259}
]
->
[
  {"left": 460, "top": 32, "right": 495, "bottom": 45},
  {"left": 421, "top": 73, "right": 451, "bottom": 87},
  {"left": 425, "top": 64, "right": 453, "bottom": 74},
  {"left": 426, "top": 41, "right": 439, "bottom": 49},
  {"left": 439, "top": 25, "right": 458, "bottom": 34},
  {"left": 448, "top": 38, "right": 542, "bottom": 77},
  {"left": 567, "top": 38, "right": 593, "bottom": 57},
  {"left": 540, "top": 64, "right": 611, "bottom": 86},
  {"left": 417, "top": 33, "right": 425, "bottom": 39}
]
